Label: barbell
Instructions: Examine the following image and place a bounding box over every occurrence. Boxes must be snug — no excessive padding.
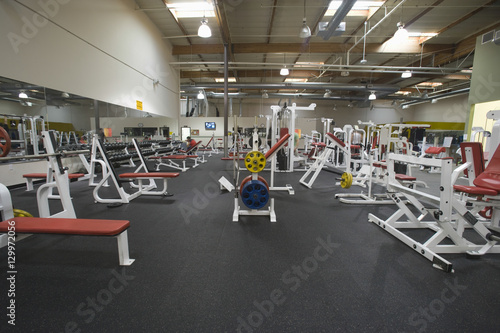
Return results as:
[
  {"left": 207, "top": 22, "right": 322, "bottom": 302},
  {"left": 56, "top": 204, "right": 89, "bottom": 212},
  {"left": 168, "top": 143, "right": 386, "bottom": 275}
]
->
[{"left": 0, "top": 149, "right": 89, "bottom": 162}]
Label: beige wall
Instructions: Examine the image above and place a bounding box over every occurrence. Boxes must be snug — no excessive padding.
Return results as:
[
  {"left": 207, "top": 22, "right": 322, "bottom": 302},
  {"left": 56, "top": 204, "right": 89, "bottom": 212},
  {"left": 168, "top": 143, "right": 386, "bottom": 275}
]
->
[{"left": 0, "top": 0, "right": 179, "bottom": 118}]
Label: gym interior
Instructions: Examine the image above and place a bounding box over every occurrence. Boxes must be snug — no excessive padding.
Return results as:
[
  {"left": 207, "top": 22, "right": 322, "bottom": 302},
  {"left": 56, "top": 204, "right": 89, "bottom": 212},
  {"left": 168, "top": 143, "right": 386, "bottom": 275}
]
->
[{"left": 1, "top": 1, "right": 500, "bottom": 332}]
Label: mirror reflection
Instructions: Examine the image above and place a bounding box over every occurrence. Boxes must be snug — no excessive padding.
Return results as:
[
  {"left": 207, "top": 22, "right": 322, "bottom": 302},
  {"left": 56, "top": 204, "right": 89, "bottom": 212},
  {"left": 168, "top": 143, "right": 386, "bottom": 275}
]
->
[{"left": 0, "top": 75, "right": 176, "bottom": 157}]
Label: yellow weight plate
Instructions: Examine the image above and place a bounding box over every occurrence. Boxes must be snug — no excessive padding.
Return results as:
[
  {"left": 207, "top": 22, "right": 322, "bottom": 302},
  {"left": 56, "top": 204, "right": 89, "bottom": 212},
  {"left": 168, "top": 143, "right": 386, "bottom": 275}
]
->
[
  {"left": 340, "top": 172, "right": 353, "bottom": 189},
  {"left": 13, "top": 209, "right": 33, "bottom": 217},
  {"left": 244, "top": 151, "right": 266, "bottom": 173}
]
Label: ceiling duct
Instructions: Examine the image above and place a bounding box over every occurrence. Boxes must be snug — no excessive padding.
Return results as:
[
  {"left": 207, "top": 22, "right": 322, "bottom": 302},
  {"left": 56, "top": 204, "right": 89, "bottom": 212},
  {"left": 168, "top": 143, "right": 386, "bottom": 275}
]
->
[
  {"left": 318, "top": 0, "right": 356, "bottom": 40},
  {"left": 181, "top": 82, "right": 399, "bottom": 93}
]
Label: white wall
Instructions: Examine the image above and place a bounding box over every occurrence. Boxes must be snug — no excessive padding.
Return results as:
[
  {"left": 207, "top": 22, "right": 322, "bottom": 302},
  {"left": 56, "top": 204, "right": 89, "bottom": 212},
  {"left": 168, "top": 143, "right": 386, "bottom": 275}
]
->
[
  {"left": 408, "top": 94, "right": 469, "bottom": 124},
  {"left": 0, "top": 0, "right": 179, "bottom": 118}
]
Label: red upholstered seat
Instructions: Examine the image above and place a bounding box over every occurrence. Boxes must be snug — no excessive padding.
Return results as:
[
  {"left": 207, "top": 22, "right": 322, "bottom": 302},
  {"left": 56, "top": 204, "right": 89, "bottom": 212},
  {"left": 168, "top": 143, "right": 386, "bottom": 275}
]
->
[
  {"left": 473, "top": 144, "right": 500, "bottom": 192},
  {"left": 395, "top": 174, "right": 416, "bottom": 181},
  {"left": 326, "top": 132, "right": 346, "bottom": 147},
  {"left": 68, "top": 173, "right": 85, "bottom": 179},
  {"left": 0, "top": 217, "right": 130, "bottom": 236},
  {"left": 312, "top": 142, "right": 326, "bottom": 147},
  {"left": 425, "top": 146, "right": 446, "bottom": 155},
  {"left": 23, "top": 173, "right": 47, "bottom": 178},
  {"left": 162, "top": 155, "right": 188, "bottom": 159},
  {"left": 453, "top": 185, "right": 498, "bottom": 196},
  {"left": 119, "top": 172, "right": 180, "bottom": 179},
  {"left": 350, "top": 145, "right": 361, "bottom": 149},
  {"left": 373, "top": 162, "right": 387, "bottom": 169}
]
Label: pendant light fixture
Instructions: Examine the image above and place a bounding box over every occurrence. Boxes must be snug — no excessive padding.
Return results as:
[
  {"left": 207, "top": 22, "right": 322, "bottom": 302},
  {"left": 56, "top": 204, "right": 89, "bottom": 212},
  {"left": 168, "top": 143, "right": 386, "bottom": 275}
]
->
[
  {"left": 198, "top": 16, "right": 211, "bottom": 38},
  {"left": 368, "top": 92, "right": 376, "bottom": 100},
  {"left": 280, "top": 53, "right": 289, "bottom": 76},
  {"left": 401, "top": 70, "right": 412, "bottom": 78},
  {"left": 299, "top": 0, "right": 311, "bottom": 38},
  {"left": 394, "top": 22, "right": 408, "bottom": 40}
]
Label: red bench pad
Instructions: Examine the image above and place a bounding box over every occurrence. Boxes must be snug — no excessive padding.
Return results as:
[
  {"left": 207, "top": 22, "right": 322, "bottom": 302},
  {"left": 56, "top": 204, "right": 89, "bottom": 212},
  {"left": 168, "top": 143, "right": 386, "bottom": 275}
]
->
[
  {"left": 425, "top": 147, "right": 446, "bottom": 154},
  {"left": 22, "top": 173, "right": 47, "bottom": 178},
  {"left": 0, "top": 217, "right": 130, "bottom": 236},
  {"left": 453, "top": 185, "right": 498, "bottom": 196},
  {"left": 265, "top": 133, "right": 291, "bottom": 159},
  {"left": 119, "top": 172, "right": 180, "bottom": 179},
  {"left": 326, "top": 133, "right": 346, "bottom": 148},
  {"left": 150, "top": 155, "right": 188, "bottom": 160},
  {"left": 395, "top": 174, "right": 416, "bottom": 181},
  {"left": 373, "top": 162, "right": 387, "bottom": 169}
]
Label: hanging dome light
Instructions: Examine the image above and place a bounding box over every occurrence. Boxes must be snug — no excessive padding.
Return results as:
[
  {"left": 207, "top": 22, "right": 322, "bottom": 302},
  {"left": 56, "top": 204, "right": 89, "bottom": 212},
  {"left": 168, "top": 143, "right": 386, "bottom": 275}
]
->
[
  {"left": 197, "top": 90, "right": 204, "bottom": 99},
  {"left": 198, "top": 17, "right": 211, "bottom": 38},
  {"left": 394, "top": 22, "right": 409, "bottom": 40},
  {"left": 369, "top": 92, "right": 377, "bottom": 100},
  {"left": 299, "top": 19, "right": 311, "bottom": 38},
  {"left": 19, "top": 91, "right": 28, "bottom": 99},
  {"left": 280, "top": 66, "right": 289, "bottom": 76},
  {"left": 323, "top": 89, "right": 331, "bottom": 98},
  {"left": 262, "top": 90, "right": 269, "bottom": 98},
  {"left": 401, "top": 70, "right": 412, "bottom": 78}
]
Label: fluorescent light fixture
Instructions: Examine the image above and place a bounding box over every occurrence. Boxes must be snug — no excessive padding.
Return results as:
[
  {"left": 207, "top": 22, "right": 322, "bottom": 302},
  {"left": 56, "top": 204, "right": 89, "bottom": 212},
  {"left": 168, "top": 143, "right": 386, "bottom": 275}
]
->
[
  {"left": 417, "top": 82, "right": 443, "bottom": 87},
  {"left": 402, "top": 105, "right": 409, "bottom": 109},
  {"left": 368, "top": 92, "right": 376, "bottom": 100},
  {"left": 431, "top": 99, "right": 438, "bottom": 104},
  {"left": 19, "top": 92, "right": 28, "bottom": 99},
  {"left": 198, "top": 17, "right": 211, "bottom": 38},
  {"left": 325, "top": 1, "right": 385, "bottom": 16},
  {"left": 294, "top": 61, "right": 324, "bottom": 68},
  {"left": 408, "top": 32, "right": 438, "bottom": 38},
  {"left": 284, "top": 78, "right": 308, "bottom": 83},
  {"left": 394, "top": 22, "right": 409, "bottom": 40},
  {"left": 394, "top": 90, "right": 411, "bottom": 95},
  {"left": 324, "top": 90, "right": 331, "bottom": 98},
  {"left": 197, "top": 90, "right": 204, "bottom": 99},
  {"left": 401, "top": 70, "right": 412, "bottom": 78},
  {"left": 214, "top": 77, "right": 236, "bottom": 83},
  {"left": 280, "top": 66, "right": 289, "bottom": 76},
  {"left": 167, "top": 2, "right": 215, "bottom": 19}
]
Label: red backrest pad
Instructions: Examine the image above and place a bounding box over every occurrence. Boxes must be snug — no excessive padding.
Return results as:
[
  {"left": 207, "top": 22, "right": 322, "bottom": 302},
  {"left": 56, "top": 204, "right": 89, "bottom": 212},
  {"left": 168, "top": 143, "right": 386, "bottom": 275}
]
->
[
  {"left": 460, "top": 142, "right": 484, "bottom": 178},
  {"left": 474, "top": 143, "right": 500, "bottom": 191},
  {"left": 326, "top": 133, "right": 346, "bottom": 148},
  {"left": 265, "top": 133, "right": 291, "bottom": 159}
]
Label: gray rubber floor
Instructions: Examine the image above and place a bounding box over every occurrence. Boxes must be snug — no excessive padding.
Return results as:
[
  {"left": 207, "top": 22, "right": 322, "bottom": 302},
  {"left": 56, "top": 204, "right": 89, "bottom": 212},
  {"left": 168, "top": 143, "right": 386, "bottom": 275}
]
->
[{"left": 1, "top": 155, "right": 499, "bottom": 332}]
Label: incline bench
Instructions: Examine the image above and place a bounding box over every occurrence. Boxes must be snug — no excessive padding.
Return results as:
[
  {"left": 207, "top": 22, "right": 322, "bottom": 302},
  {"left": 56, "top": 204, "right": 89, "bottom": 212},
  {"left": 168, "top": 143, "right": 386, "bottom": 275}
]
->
[{"left": 0, "top": 217, "right": 134, "bottom": 266}]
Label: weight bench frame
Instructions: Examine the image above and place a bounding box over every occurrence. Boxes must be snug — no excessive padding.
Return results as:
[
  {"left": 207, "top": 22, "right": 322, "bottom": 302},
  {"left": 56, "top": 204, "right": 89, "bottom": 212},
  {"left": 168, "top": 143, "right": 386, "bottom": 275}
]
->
[
  {"left": 93, "top": 137, "right": 179, "bottom": 204},
  {"left": 368, "top": 151, "right": 500, "bottom": 272}
]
